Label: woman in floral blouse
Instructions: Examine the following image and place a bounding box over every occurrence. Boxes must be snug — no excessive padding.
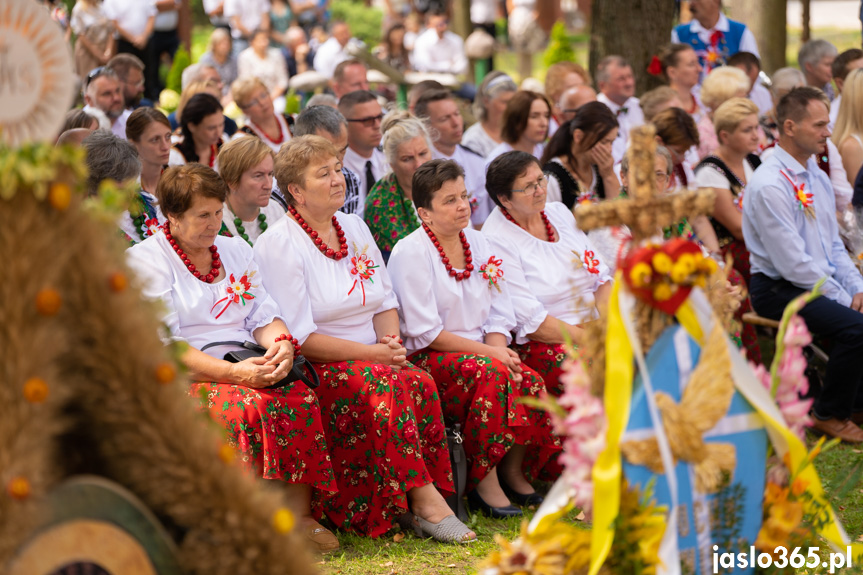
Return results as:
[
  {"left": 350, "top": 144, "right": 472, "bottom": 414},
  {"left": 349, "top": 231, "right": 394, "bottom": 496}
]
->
[
  {"left": 364, "top": 111, "right": 433, "bottom": 261},
  {"left": 126, "top": 164, "right": 338, "bottom": 553}
]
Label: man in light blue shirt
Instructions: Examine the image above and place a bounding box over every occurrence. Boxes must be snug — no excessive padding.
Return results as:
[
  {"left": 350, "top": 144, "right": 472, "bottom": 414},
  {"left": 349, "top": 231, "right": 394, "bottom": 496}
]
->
[{"left": 744, "top": 86, "right": 863, "bottom": 443}]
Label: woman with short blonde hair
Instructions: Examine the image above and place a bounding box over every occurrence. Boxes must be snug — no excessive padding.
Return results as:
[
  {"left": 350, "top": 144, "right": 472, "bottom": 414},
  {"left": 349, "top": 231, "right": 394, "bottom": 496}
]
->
[
  {"left": 833, "top": 69, "right": 863, "bottom": 187},
  {"left": 696, "top": 66, "right": 752, "bottom": 158},
  {"left": 218, "top": 136, "right": 285, "bottom": 246}
]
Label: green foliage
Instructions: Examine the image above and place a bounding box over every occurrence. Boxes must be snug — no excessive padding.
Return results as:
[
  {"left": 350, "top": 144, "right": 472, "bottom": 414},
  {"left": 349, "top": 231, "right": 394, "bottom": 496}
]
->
[
  {"left": 167, "top": 47, "right": 192, "bottom": 93},
  {"left": 331, "top": 0, "right": 383, "bottom": 47},
  {"left": 284, "top": 90, "right": 301, "bottom": 116},
  {"left": 542, "top": 21, "right": 577, "bottom": 69}
]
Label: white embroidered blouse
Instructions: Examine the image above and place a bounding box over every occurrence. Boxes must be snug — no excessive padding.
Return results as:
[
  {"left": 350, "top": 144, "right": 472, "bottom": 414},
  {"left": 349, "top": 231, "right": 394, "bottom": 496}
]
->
[
  {"left": 126, "top": 232, "right": 283, "bottom": 359},
  {"left": 482, "top": 202, "right": 612, "bottom": 343},
  {"left": 387, "top": 226, "right": 516, "bottom": 353},
  {"left": 254, "top": 212, "right": 397, "bottom": 345}
]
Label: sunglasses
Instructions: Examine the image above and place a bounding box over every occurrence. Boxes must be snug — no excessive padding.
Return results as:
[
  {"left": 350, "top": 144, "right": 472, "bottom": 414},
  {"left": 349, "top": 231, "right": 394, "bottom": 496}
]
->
[
  {"left": 85, "top": 66, "right": 107, "bottom": 89},
  {"left": 346, "top": 113, "right": 384, "bottom": 127}
]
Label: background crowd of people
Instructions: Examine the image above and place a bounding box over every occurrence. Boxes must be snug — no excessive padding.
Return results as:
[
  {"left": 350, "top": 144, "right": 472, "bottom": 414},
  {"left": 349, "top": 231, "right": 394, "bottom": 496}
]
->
[{"left": 33, "top": 0, "right": 863, "bottom": 554}]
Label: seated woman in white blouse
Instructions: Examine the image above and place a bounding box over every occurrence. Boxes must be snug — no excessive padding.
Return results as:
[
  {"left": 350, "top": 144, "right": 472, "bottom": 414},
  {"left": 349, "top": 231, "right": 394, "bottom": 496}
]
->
[
  {"left": 482, "top": 151, "right": 612, "bottom": 391},
  {"left": 217, "top": 136, "right": 285, "bottom": 246},
  {"left": 387, "top": 160, "right": 561, "bottom": 519},
  {"left": 254, "top": 137, "right": 475, "bottom": 544},
  {"left": 126, "top": 164, "right": 338, "bottom": 553}
]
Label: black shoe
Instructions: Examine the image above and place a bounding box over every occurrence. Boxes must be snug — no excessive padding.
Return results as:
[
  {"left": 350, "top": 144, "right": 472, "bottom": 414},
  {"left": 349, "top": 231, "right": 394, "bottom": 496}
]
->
[
  {"left": 498, "top": 476, "right": 544, "bottom": 507},
  {"left": 466, "top": 489, "right": 523, "bottom": 519}
]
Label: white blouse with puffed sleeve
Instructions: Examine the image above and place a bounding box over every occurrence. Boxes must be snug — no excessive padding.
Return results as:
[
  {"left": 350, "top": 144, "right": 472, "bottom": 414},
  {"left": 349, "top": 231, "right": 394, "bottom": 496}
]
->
[
  {"left": 254, "top": 212, "right": 398, "bottom": 346},
  {"left": 126, "top": 231, "right": 283, "bottom": 359},
  {"left": 482, "top": 202, "right": 612, "bottom": 343},
  {"left": 387, "top": 226, "right": 517, "bottom": 353}
]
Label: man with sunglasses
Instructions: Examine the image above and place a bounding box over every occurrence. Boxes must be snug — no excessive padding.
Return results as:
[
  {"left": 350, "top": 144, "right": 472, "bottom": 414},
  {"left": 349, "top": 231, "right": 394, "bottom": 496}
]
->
[
  {"left": 338, "top": 90, "right": 387, "bottom": 218},
  {"left": 83, "top": 67, "right": 132, "bottom": 140}
]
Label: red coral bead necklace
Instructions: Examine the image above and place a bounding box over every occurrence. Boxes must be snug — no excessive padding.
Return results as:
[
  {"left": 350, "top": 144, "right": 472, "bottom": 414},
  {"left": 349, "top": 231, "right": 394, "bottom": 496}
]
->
[
  {"left": 163, "top": 222, "right": 222, "bottom": 283},
  {"left": 422, "top": 223, "right": 473, "bottom": 281},
  {"left": 288, "top": 205, "right": 348, "bottom": 260},
  {"left": 501, "top": 207, "right": 555, "bottom": 242}
]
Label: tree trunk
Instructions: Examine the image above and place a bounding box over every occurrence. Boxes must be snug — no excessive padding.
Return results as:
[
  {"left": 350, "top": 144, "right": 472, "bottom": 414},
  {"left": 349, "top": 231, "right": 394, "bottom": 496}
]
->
[
  {"left": 801, "top": 0, "right": 811, "bottom": 43},
  {"left": 589, "top": 0, "right": 676, "bottom": 95},
  {"left": 726, "top": 0, "right": 787, "bottom": 74}
]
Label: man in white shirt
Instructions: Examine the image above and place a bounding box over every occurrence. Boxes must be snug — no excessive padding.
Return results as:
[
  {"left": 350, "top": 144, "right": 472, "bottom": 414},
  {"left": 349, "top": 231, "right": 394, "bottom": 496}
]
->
[
  {"left": 415, "top": 89, "right": 493, "bottom": 225},
  {"left": 595, "top": 55, "right": 644, "bottom": 164},
  {"left": 671, "top": 0, "right": 759, "bottom": 83},
  {"left": 331, "top": 59, "right": 370, "bottom": 100},
  {"left": 829, "top": 48, "right": 863, "bottom": 130},
  {"left": 202, "top": 0, "right": 230, "bottom": 28},
  {"left": 83, "top": 68, "right": 133, "bottom": 140},
  {"left": 102, "top": 0, "right": 156, "bottom": 65},
  {"left": 412, "top": 12, "right": 468, "bottom": 76},
  {"left": 728, "top": 51, "right": 773, "bottom": 117},
  {"left": 313, "top": 22, "right": 362, "bottom": 79},
  {"left": 338, "top": 90, "right": 388, "bottom": 217},
  {"left": 223, "top": 0, "right": 270, "bottom": 53}
]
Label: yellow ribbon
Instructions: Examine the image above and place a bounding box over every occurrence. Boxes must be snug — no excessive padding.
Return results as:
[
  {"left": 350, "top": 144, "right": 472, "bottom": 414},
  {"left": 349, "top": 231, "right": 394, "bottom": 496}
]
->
[{"left": 589, "top": 274, "right": 633, "bottom": 575}]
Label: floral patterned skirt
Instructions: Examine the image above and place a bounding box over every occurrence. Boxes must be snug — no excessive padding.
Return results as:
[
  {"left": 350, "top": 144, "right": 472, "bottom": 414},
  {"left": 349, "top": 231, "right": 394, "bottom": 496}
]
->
[
  {"left": 188, "top": 381, "right": 336, "bottom": 492},
  {"left": 409, "top": 351, "right": 562, "bottom": 489},
  {"left": 512, "top": 341, "right": 567, "bottom": 396},
  {"left": 311, "top": 360, "right": 453, "bottom": 537}
]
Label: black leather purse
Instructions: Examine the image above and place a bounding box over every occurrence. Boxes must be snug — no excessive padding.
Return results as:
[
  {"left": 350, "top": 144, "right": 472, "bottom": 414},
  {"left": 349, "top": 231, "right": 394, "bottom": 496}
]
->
[
  {"left": 200, "top": 341, "right": 319, "bottom": 389},
  {"left": 445, "top": 423, "right": 469, "bottom": 522}
]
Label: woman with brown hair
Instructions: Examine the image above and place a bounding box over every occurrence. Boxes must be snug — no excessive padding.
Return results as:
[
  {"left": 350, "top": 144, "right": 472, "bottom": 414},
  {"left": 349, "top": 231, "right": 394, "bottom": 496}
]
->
[
  {"left": 540, "top": 101, "right": 620, "bottom": 208},
  {"left": 169, "top": 93, "right": 225, "bottom": 170},
  {"left": 484, "top": 91, "right": 551, "bottom": 167},
  {"left": 658, "top": 43, "right": 705, "bottom": 121},
  {"left": 126, "top": 164, "right": 338, "bottom": 553},
  {"left": 652, "top": 106, "right": 702, "bottom": 192},
  {"left": 122, "top": 107, "right": 172, "bottom": 244}
]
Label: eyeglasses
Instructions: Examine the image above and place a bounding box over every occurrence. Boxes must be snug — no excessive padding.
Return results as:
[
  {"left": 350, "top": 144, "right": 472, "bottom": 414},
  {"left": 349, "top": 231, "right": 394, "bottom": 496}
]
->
[
  {"left": 346, "top": 113, "right": 384, "bottom": 127},
  {"left": 242, "top": 94, "right": 269, "bottom": 109},
  {"left": 655, "top": 171, "right": 670, "bottom": 182},
  {"left": 511, "top": 174, "right": 548, "bottom": 196}
]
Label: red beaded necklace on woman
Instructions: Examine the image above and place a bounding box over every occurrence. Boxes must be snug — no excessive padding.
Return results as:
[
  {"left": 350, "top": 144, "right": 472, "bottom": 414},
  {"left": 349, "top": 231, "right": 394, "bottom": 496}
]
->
[
  {"left": 163, "top": 222, "right": 222, "bottom": 283},
  {"left": 288, "top": 205, "right": 348, "bottom": 260},
  {"left": 501, "top": 207, "right": 555, "bottom": 242},
  {"left": 422, "top": 223, "right": 473, "bottom": 281}
]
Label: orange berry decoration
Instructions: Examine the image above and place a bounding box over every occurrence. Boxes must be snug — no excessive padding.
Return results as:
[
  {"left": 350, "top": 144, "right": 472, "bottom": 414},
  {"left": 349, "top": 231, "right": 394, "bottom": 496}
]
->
[
  {"left": 109, "top": 272, "right": 128, "bottom": 292},
  {"left": 7, "top": 477, "right": 31, "bottom": 500},
  {"left": 272, "top": 508, "right": 295, "bottom": 534},
  {"left": 35, "top": 288, "right": 62, "bottom": 316},
  {"left": 48, "top": 182, "right": 72, "bottom": 211},
  {"left": 218, "top": 444, "right": 235, "bottom": 464},
  {"left": 23, "top": 378, "right": 49, "bottom": 403},
  {"left": 155, "top": 362, "right": 176, "bottom": 384}
]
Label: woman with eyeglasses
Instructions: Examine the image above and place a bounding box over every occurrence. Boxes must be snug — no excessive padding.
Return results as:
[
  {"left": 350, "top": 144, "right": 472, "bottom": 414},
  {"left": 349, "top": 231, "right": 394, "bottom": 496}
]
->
[
  {"left": 482, "top": 151, "right": 612, "bottom": 398},
  {"left": 233, "top": 76, "right": 294, "bottom": 153},
  {"left": 387, "top": 160, "right": 562, "bottom": 519},
  {"left": 540, "top": 101, "right": 620, "bottom": 209},
  {"left": 169, "top": 93, "right": 226, "bottom": 170},
  {"left": 364, "top": 112, "right": 433, "bottom": 262}
]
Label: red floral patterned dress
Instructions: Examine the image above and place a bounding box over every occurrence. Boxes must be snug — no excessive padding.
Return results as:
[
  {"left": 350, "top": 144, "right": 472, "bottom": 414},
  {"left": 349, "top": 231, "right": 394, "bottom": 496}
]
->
[
  {"left": 126, "top": 233, "right": 336, "bottom": 495},
  {"left": 388, "top": 227, "right": 563, "bottom": 489},
  {"left": 254, "top": 213, "right": 454, "bottom": 537}
]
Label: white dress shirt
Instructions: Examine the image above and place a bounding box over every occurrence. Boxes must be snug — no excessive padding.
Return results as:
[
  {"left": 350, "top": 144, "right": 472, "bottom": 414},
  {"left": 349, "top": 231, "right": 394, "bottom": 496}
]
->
[
  {"left": 829, "top": 94, "right": 842, "bottom": 132},
  {"left": 671, "top": 14, "right": 760, "bottom": 83},
  {"left": 102, "top": 0, "right": 157, "bottom": 38},
  {"left": 750, "top": 82, "right": 774, "bottom": 118},
  {"left": 223, "top": 0, "right": 270, "bottom": 39},
  {"left": 482, "top": 202, "right": 611, "bottom": 342},
  {"left": 596, "top": 93, "right": 644, "bottom": 164},
  {"left": 313, "top": 36, "right": 362, "bottom": 79},
  {"left": 432, "top": 145, "right": 493, "bottom": 225},
  {"left": 484, "top": 141, "right": 545, "bottom": 170},
  {"left": 411, "top": 28, "right": 468, "bottom": 75},
  {"left": 388, "top": 227, "right": 516, "bottom": 353},
  {"left": 255, "top": 213, "right": 397, "bottom": 345},
  {"left": 343, "top": 146, "right": 387, "bottom": 218},
  {"left": 461, "top": 122, "right": 499, "bottom": 159}
]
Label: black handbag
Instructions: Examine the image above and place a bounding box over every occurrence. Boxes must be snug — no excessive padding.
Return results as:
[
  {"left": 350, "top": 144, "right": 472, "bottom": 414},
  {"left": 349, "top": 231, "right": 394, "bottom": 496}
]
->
[
  {"left": 444, "top": 423, "right": 469, "bottom": 522},
  {"left": 200, "top": 340, "right": 319, "bottom": 389}
]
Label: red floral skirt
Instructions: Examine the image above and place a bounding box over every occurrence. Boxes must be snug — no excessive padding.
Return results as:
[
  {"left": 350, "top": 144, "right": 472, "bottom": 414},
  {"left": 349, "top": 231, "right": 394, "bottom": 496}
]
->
[
  {"left": 409, "top": 350, "right": 562, "bottom": 489},
  {"left": 512, "top": 341, "right": 567, "bottom": 396},
  {"left": 722, "top": 239, "right": 751, "bottom": 287},
  {"left": 189, "top": 381, "right": 336, "bottom": 492},
  {"left": 311, "top": 361, "right": 453, "bottom": 537}
]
